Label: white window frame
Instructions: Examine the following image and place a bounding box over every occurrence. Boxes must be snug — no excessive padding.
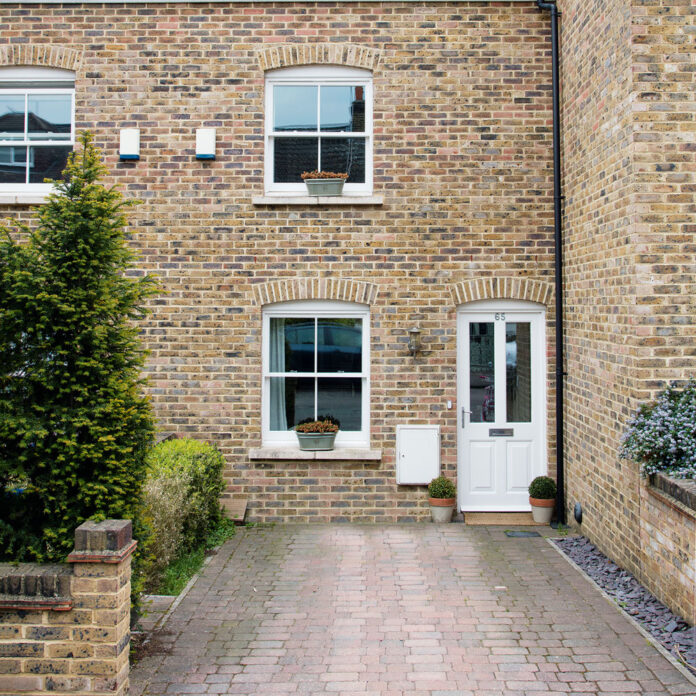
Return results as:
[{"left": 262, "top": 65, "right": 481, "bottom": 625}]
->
[
  {"left": 262, "top": 300, "right": 370, "bottom": 448},
  {"left": 264, "top": 65, "right": 373, "bottom": 196},
  {"left": 0, "top": 66, "right": 75, "bottom": 197}
]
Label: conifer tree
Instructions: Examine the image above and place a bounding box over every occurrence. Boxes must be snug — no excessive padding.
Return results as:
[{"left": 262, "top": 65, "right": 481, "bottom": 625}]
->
[{"left": 0, "top": 132, "right": 156, "bottom": 561}]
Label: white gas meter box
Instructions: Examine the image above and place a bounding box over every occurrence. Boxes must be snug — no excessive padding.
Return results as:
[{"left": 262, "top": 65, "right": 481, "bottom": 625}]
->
[{"left": 395, "top": 425, "right": 440, "bottom": 485}]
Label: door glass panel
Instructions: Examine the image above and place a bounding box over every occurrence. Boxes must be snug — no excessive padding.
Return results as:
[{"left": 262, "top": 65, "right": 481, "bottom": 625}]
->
[
  {"left": 469, "top": 322, "right": 495, "bottom": 423},
  {"left": 506, "top": 322, "right": 531, "bottom": 423}
]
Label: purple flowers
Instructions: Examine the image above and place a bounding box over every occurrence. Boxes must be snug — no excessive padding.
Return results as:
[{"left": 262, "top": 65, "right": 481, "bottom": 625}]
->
[{"left": 620, "top": 380, "right": 696, "bottom": 479}]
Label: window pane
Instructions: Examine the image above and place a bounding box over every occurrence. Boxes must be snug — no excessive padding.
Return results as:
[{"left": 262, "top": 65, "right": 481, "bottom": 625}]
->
[
  {"left": 273, "top": 85, "right": 317, "bottom": 132},
  {"left": 27, "top": 94, "right": 72, "bottom": 140},
  {"left": 469, "top": 322, "right": 495, "bottom": 423},
  {"left": 273, "top": 137, "right": 318, "bottom": 183},
  {"left": 0, "top": 95, "right": 25, "bottom": 140},
  {"left": 29, "top": 145, "right": 71, "bottom": 183},
  {"left": 317, "top": 378, "right": 361, "bottom": 431},
  {"left": 506, "top": 322, "right": 532, "bottom": 423},
  {"left": 0, "top": 146, "right": 26, "bottom": 183},
  {"left": 320, "top": 86, "right": 364, "bottom": 132},
  {"left": 317, "top": 318, "right": 362, "bottom": 372},
  {"left": 269, "top": 318, "right": 315, "bottom": 373},
  {"left": 320, "top": 138, "right": 365, "bottom": 183},
  {"left": 269, "top": 377, "right": 314, "bottom": 431}
]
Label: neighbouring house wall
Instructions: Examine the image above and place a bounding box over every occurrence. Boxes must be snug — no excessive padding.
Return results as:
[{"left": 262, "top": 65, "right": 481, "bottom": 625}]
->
[
  {"left": 0, "top": 521, "right": 134, "bottom": 696},
  {"left": 0, "top": 2, "right": 556, "bottom": 522},
  {"left": 560, "top": 0, "right": 696, "bottom": 620}
]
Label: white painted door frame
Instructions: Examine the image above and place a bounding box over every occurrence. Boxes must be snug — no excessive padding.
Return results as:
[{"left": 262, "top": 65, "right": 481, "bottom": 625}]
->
[{"left": 457, "top": 299, "right": 547, "bottom": 512}]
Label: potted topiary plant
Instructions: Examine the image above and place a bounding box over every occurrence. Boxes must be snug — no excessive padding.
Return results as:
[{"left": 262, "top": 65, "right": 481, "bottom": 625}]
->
[
  {"left": 427, "top": 475, "right": 456, "bottom": 523},
  {"left": 294, "top": 415, "right": 340, "bottom": 451},
  {"left": 301, "top": 170, "right": 348, "bottom": 196},
  {"left": 528, "top": 475, "right": 556, "bottom": 524}
]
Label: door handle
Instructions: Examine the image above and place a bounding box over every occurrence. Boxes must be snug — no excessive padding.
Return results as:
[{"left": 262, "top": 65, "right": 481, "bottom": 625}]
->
[{"left": 461, "top": 408, "right": 471, "bottom": 428}]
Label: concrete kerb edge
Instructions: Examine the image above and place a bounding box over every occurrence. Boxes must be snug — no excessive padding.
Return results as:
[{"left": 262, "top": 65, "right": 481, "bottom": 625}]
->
[{"left": 545, "top": 537, "right": 696, "bottom": 688}]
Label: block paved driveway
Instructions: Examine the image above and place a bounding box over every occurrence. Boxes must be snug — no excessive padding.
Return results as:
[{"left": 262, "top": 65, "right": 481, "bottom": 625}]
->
[{"left": 131, "top": 525, "right": 695, "bottom": 696}]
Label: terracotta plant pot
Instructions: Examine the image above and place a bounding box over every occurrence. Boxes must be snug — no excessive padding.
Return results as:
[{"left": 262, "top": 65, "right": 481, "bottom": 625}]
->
[
  {"left": 529, "top": 496, "right": 554, "bottom": 524},
  {"left": 428, "top": 497, "right": 455, "bottom": 523}
]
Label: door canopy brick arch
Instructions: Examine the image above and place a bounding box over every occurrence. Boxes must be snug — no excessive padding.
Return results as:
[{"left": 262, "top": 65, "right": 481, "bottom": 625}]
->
[
  {"left": 0, "top": 44, "right": 82, "bottom": 71},
  {"left": 257, "top": 43, "right": 381, "bottom": 72},
  {"left": 253, "top": 278, "right": 379, "bottom": 307},
  {"left": 450, "top": 277, "right": 553, "bottom": 307}
]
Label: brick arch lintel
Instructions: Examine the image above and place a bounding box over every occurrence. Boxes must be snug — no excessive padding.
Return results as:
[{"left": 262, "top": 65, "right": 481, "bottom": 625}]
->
[
  {"left": 257, "top": 43, "right": 381, "bottom": 72},
  {"left": 253, "top": 278, "right": 379, "bottom": 307},
  {"left": 0, "top": 45, "right": 82, "bottom": 72},
  {"left": 450, "top": 277, "right": 553, "bottom": 307}
]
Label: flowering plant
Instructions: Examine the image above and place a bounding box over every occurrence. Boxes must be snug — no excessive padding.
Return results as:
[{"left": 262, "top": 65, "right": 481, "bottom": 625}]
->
[
  {"left": 620, "top": 380, "right": 696, "bottom": 479},
  {"left": 301, "top": 170, "right": 348, "bottom": 180}
]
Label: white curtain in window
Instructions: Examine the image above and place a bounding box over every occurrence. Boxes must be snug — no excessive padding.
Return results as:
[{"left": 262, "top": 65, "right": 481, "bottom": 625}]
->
[{"left": 269, "top": 319, "right": 287, "bottom": 430}]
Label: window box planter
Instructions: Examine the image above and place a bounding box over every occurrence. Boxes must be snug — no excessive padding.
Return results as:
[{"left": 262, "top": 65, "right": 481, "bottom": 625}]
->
[
  {"left": 295, "top": 432, "right": 338, "bottom": 451},
  {"left": 304, "top": 179, "right": 346, "bottom": 197}
]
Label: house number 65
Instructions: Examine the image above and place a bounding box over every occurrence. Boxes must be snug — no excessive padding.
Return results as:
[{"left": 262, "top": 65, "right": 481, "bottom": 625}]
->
[{"left": 494, "top": 312, "right": 506, "bottom": 320}]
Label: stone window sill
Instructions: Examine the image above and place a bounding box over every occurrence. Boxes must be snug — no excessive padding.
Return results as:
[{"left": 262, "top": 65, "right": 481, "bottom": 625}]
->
[
  {"left": 0, "top": 192, "right": 50, "bottom": 205},
  {"left": 248, "top": 446, "right": 382, "bottom": 461},
  {"left": 252, "top": 195, "right": 383, "bottom": 206}
]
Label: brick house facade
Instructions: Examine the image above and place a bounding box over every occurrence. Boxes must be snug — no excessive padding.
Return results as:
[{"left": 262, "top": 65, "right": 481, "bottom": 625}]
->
[{"left": 1, "top": 0, "right": 693, "bottom": 621}]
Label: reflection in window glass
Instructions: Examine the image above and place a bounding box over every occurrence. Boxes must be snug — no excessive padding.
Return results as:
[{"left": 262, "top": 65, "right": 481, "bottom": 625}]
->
[
  {"left": 273, "top": 138, "right": 318, "bottom": 183},
  {"left": 27, "top": 94, "right": 72, "bottom": 139},
  {"left": 0, "top": 95, "right": 24, "bottom": 139},
  {"left": 318, "top": 378, "right": 361, "bottom": 431},
  {"left": 0, "top": 146, "right": 26, "bottom": 183},
  {"left": 28, "top": 145, "right": 71, "bottom": 183},
  {"left": 269, "top": 318, "right": 315, "bottom": 373},
  {"left": 269, "top": 377, "right": 314, "bottom": 431},
  {"left": 317, "top": 318, "right": 362, "bottom": 372},
  {"left": 506, "top": 322, "right": 531, "bottom": 423},
  {"left": 321, "top": 138, "right": 365, "bottom": 183},
  {"left": 320, "top": 86, "right": 364, "bottom": 132},
  {"left": 469, "top": 322, "right": 495, "bottom": 423},
  {"left": 273, "top": 85, "right": 317, "bottom": 131}
]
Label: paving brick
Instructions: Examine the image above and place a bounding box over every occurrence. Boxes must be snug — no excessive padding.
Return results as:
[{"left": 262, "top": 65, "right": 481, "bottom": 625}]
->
[{"left": 129, "top": 525, "right": 694, "bottom": 696}]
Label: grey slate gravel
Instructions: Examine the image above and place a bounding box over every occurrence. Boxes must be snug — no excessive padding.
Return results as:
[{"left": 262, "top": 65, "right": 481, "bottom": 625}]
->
[{"left": 555, "top": 536, "right": 696, "bottom": 671}]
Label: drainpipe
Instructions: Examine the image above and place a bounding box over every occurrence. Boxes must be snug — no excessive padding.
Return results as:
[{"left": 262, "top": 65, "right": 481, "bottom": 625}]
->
[{"left": 536, "top": 0, "right": 566, "bottom": 524}]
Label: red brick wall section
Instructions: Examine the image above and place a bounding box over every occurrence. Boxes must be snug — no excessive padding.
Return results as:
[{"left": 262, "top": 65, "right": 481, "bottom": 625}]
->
[{"left": 0, "top": 3, "right": 556, "bottom": 522}]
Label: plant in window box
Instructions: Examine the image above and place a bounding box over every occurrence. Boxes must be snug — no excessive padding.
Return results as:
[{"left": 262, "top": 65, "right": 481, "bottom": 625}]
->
[
  {"left": 294, "top": 415, "right": 340, "bottom": 451},
  {"left": 301, "top": 170, "right": 348, "bottom": 197},
  {"left": 427, "top": 476, "right": 456, "bottom": 523}
]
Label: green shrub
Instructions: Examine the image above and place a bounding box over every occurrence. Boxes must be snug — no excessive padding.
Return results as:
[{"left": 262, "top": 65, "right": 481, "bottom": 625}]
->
[
  {"left": 428, "top": 476, "right": 456, "bottom": 499},
  {"left": 528, "top": 476, "right": 556, "bottom": 499},
  {"left": 146, "top": 439, "right": 224, "bottom": 543},
  {"left": 0, "top": 133, "right": 156, "bottom": 562},
  {"left": 620, "top": 380, "right": 696, "bottom": 478},
  {"left": 138, "top": 471, "right": 189, "bottom": 590}
]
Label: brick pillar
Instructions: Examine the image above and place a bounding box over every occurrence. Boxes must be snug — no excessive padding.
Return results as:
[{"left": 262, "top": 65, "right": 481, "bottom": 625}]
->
[
  {"left": 63, "top": 520, "right": 136, "bottom": 696},
  {"left": 0, "top": 520, "right": 136, "bottom": 696}
]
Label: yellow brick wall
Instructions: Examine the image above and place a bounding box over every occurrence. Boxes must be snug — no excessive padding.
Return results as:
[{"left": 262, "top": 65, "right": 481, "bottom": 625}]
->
[{"left": 0, "top": 2, "right": 557, "bottom": 522}]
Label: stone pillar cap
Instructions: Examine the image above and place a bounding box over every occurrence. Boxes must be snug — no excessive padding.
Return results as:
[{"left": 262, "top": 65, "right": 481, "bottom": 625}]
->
[{"left": 68, "top": 519, "right": 136, "bottom": 563}]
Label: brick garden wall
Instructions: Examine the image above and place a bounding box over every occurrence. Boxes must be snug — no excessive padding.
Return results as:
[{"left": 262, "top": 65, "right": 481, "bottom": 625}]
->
[
  {"left": 559, "top": 0, "right": 696, "bottom": 620},
  {"left": 0, "top": 521, "right": 135, "bottom": 696},
  {"left": 0, "top": 2, "right": 556, "bottom": 522}
]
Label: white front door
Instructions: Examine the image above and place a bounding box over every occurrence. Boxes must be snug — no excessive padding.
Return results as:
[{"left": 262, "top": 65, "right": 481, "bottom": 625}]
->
[{"left": 457, "top": 300, "right": 546, "bottom": 511}]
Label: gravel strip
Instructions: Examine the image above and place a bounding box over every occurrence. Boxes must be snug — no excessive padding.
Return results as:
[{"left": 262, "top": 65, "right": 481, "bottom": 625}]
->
[{"left": 555, "top": 536, "right": 696, "bottom": 672}]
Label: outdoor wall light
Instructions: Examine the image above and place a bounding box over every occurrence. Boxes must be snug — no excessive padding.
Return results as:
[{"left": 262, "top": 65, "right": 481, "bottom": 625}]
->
[
  {"left": 119, "top": 128, "right": 140, "bottom": 160},
  {"left": 196, "top": 128, "right": 216, "bottom": 160},
  {"left": 408, "top": 327, "right": 422, "bottom": 356}
]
